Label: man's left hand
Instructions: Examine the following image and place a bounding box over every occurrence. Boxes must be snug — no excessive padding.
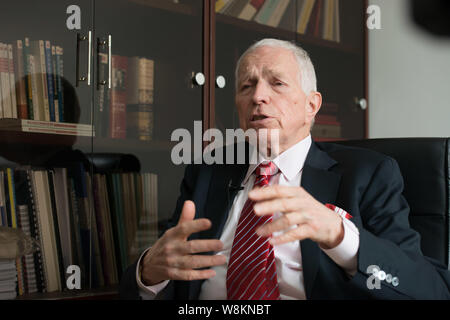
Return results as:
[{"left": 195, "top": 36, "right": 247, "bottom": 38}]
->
[{"left": 249, "top": 185, "right": 344, "bottom": 249}]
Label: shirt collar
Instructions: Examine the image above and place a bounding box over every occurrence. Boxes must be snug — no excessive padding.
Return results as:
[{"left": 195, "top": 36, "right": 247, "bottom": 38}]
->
[{"left": 243, "top": 135, "right": 312, "bottom": 184}]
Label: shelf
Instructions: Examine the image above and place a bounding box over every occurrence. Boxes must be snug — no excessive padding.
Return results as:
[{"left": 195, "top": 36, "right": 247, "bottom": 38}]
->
[
  {"left": 0, "top": 130, "right": 87, "bottom": 147},
  {"left": 15, "top": 285, "right": 119, "bottom": 300},
  {"left": 216, "top": 14, "right": 361, "bottom": 55}
]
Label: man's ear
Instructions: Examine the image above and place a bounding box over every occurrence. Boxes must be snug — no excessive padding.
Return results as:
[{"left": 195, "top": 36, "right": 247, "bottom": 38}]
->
[{"left": 306, "top": 91, "right": 322, "bottom": 121}]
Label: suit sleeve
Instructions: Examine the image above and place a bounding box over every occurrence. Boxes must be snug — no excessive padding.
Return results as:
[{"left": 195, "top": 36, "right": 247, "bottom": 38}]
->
[
  {"left": 347, "top": 157, "right": 450, "bottom": 299},
  {"left": 119, "top": 164, "right": 197, "bottom": 300}
]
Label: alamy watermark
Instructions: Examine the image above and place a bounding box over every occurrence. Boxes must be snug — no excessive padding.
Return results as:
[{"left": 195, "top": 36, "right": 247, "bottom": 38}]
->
[{"left": 170, "top": 121, "right": 280, "bottom": 165}]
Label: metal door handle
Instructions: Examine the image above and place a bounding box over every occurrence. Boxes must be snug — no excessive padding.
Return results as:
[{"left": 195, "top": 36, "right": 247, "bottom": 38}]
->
[{"left": 76, "top": 31, "right": 92, "bottom": 87}]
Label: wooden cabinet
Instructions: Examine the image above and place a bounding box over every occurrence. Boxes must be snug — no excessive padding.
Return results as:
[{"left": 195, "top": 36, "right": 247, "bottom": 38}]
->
[{"left": 0, "top": 0, "right": 366, "bottom": 299}]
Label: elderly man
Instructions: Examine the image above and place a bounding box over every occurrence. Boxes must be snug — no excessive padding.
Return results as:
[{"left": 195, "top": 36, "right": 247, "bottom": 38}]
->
[{"left": 120, "top": 38, "right": 450, "bottom": 300}]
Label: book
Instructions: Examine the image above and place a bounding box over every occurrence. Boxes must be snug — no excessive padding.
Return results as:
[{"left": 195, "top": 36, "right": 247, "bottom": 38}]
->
[
  {"left": 44, "top": 41, "right": 56, "bottom": 121},
  {"left": 51, "top": 46, "right": 60, "bottom": 122},
  {"left": 19, "top": 169, "right": 46, "bottom": 293},
  {"left": 266, "top": 0, "right": 290, "bottom": 27},
  {"left": 277, "top": 0, "right": 296, "bottom": 30},
  {"left": 0, "top": 43, "right": 13, "bottom": 118},
  {"left": 109, "top": 55, "right": 128, "bottom": 139},
  {"left": 85, "top": 171, "right": 105, "bottom": 288},
  {"left": 254, "top": 0, "right": 279, "bottom": 25},
  {"left": 126, "top": 104, "right": 154, "bottom": 141},
  {"left": 238, "top": 0, "right": 266, "bottom": 21},
  {"left": 13, "top": 40, "right": 28, "bottom": 119},
  {"left": 96, "top": 52, "right": 109, "bottom": 137},
  {"left": 50, "top": 167, "right": 74, "bottom": 276},
  {"left": 23, "top": 38, "right": 35, "bottom": 120},
  {"left": 127, "top": 57, "right": 154, "bottom": 105},
  {"left": 92, "top": 174, "right": 118, "bottom": 285},
  {"left": 7, "top": 44, "right": 18, "bottom": 118},
  {"left": 31, "top": 170, "right": 61, "bottom": 292},
  {"left": 322, "top": 0, "right": 339, "bottom": 41},
  {"left": 297, "top": 0, "right": 317, "bottom": 34},
  {"left": 31, "top": 40, "right": 50, "bottom": 121},
  {"left": 55, "top": 46, "right": 64, "bottom": 122},
  {"left": 224, "top": 0, "right": 248, "bottom": 17}
]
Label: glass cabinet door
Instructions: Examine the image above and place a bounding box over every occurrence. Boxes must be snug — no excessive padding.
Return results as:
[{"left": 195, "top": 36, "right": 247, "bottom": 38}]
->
[
  {"left": 214, "top": 0, "right": 367, "bottom": 141},
  {"left": 92, "top": 0, "right": 204, "bottom": 283},
  {"left": 0, "top": 0, "right": 96, "bottom": 296}
]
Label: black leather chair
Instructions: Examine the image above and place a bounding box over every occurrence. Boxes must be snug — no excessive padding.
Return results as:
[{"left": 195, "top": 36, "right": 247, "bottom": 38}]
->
[{"left": 333, "top": 138, "right": 449, "bottom": 268}]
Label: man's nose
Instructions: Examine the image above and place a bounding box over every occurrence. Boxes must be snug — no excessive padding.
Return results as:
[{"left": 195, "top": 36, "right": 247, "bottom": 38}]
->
[{"left": 252, "top": 81, "right": 270, "bottom": 105}]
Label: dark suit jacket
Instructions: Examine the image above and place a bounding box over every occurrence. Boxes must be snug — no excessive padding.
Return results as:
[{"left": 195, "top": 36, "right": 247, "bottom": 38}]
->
[{"left": 120, "top": 141, "right": 450, "bottom": 299}]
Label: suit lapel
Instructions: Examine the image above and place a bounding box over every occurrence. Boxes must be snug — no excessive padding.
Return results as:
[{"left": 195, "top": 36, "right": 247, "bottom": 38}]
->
[{"left": 300, "top": 141, "right": 341, "bottom": 299}]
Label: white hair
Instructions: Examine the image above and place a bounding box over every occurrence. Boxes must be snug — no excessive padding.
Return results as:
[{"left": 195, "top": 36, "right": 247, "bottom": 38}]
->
[{"left": 235, "top": 38, "right": 317, "bottom": 94}]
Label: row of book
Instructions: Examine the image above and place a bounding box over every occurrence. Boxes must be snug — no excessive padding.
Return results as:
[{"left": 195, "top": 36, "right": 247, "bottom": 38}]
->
[
  {"left": 0, "top": 39, "right": 65, "bottom": 123},
  {"left": 97, "top": 54, "right": 155, "bottom": 141},
  {"left": 0, "top": 166, "right": 158, "bottom": 296},
  {"left": 216, "top": 0, "right": 341, "bottom": 42}
]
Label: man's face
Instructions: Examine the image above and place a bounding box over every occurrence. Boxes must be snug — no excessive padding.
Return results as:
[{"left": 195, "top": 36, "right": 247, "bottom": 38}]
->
[{"left": 235, "top": 46, "right": 318, "bottom": 154}]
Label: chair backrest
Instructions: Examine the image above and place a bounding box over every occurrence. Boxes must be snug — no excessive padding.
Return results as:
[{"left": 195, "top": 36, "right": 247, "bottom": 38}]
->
[{"left": 332, "top": 138, "right": 449, "bottom": 267}]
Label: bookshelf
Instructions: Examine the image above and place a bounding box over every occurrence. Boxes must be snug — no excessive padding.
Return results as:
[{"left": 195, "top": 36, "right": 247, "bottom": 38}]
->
[{"left": 0, "top": 0, "right": 367, "bottom": 300}]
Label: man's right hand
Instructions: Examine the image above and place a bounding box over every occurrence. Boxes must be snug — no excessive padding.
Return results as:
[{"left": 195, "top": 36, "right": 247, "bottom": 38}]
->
[{"left": 140, "top": 200, "right": 227, "bottom": 286}]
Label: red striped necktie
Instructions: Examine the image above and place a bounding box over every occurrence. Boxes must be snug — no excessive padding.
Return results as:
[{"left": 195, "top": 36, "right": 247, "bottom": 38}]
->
[{"left": 226, "top": 161, "right": 280, "bottom": 300}]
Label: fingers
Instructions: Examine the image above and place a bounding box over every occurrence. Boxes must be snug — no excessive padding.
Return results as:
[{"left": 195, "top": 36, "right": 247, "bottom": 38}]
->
[
  {"left": 168, "top": 254, "right": 227, "bottom": 270},
  {"left": 253, "top": 197, "right": 302, "bottom": 216},
  {"left": 268, "top": 225, "right": 312, "bottom": 245},
  {"left": 177, "top": 239, "right": 224, "bottom": 254},
  {"left": 249, "top": 185, "right": 301, "bottom": 201},
  {"left": 178, "top": 200, "right": 196, "bottom": 224},
  {"left": 255, "top": 212, "right": 308, "bottom": 237},
  {"left": 167, "top": 268, "right": 217, "bottom": 282}
]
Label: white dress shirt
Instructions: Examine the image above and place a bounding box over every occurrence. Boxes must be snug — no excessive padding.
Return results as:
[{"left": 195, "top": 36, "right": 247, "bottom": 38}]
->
[{"left": 137, "top": 135, "right": 360, "bottom": 299}]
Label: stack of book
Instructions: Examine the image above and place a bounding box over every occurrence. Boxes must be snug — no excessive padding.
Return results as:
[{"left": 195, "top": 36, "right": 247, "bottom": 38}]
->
[
  {"left": 0, "top": 259, "right": 17, "bottom": 299},
  {"left": 216, "top": 0, "right": 341, "bottom": 42},
  {"left": 0, "top": 165, "right": 158, "bottom": 295}
]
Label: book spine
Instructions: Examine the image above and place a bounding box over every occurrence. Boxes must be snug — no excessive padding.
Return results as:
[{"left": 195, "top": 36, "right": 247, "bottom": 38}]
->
[
  {"left": 266, "top": 0, "right": 291, "bottom": 27},
  {"left": 22, "top": 38, "right": 34, "bottom": 120},
  {"left": 92, "top": 174, "right": 111, "bottom": 285},
  {"left": 109, "top": 55, "right": 128, "bottom": 139},
  {"left": 46, "top": 170, "right": 67, "bottom": 289},
  {"left": 0, "top": 43, "right": 13, "bottom": 118},
  {"left": 51, "top": 46, "right": 59, "bottom": 122},
  {"left": 7, "top": 44, "right": 17, "bottom": 118},
  {"left": 14, "top": 40, "right": 28, "bottom": 119},
  {"left": 38, "top": 40, "right": 50, "bottom": 121},
  {"left": 55, "top": 46, "right": 64, "bottom": 122},
  {"left": 44, "top": 41, "right": 55, "bottom": 122},
  {"left": 26, "top": 170, "right": 46, "bottom": 292},
  {"left": 297, "top": 0, "right": 317, "bottom": 34},
  {"left": 254, "top": 0, "right": 277, "bottom": 24}
]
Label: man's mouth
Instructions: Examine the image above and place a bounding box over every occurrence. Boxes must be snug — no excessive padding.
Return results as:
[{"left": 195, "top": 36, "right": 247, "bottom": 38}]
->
[{"left": 251, "top": 114, "right": 270, "bottom": 121}]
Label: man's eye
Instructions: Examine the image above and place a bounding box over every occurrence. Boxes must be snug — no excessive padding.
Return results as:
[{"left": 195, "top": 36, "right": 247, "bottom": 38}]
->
[{"left": 273, "top": 81, "right": 284, "bottom": 86}]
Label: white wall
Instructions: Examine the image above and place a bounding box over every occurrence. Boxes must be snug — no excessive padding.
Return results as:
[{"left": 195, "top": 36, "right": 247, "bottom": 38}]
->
[{"left": 368, "top": 0, "right": 450, "bottom": 138}]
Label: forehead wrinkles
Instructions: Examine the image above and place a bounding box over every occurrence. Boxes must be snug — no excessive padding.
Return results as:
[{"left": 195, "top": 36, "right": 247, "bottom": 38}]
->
[{"left": 238, "top": 50, "right": 300, "bottom": 84}]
